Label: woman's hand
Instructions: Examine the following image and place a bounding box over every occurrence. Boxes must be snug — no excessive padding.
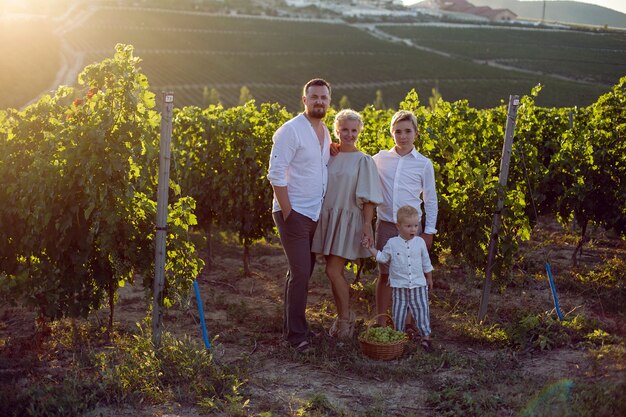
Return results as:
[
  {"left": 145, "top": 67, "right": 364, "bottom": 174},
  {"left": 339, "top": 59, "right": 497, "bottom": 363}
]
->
[{"left": 361, "top": 223, "right": 374, "bottom": 248}]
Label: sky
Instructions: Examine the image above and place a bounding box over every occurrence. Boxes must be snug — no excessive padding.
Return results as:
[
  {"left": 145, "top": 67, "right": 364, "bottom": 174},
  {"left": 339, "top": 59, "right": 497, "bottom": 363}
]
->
[
  {"left": 404, "top": 0, "right": 626, "bottom": 15},
  {"left": 573, "top": 0, "right": 626, "bottom": 14},
  {"left": 555, "top": 0, "right": 626, "bottom": 14}
]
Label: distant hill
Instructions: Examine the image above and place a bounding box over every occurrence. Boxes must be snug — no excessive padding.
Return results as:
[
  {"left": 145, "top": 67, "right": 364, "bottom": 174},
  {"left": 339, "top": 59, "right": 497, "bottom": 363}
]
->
[{"left": 453, "top": 0, "right": 626, "bottom": 27}]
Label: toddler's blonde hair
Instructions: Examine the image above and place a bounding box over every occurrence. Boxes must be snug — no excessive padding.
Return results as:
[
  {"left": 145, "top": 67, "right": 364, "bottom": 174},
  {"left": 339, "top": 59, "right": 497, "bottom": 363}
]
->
[{"left": 396, "top": 205, "right": 419, "bottom": 224}]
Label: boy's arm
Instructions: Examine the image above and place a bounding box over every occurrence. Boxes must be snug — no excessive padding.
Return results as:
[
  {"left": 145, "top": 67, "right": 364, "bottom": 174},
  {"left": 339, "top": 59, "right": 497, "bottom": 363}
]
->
[
  {"left": 420, "top": 238, "right": 434, "bottom": 291},
  {"left": 422, "top": 160, "right": 438, "bottom": 250},
  {"left": 367, "top": 243, "right": 392, "bottom": 265},
  {"left": 425, "top": 271, "right": 433, "bottom": 292}
]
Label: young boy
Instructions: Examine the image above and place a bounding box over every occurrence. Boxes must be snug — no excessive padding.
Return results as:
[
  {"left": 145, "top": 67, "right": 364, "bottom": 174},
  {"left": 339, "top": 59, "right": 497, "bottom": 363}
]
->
[
  {"left": 366, "top": 205, "right": 434, "bottom": 349},
  {"left": 372, "top": 110, "right": 438, "bottom": 328}
]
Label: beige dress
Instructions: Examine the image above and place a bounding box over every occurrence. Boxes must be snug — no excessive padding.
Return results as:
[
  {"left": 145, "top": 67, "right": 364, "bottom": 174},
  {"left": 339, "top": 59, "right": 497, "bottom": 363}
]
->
[{"left": 312, "top": 151, "right": 383, "bottom": 260}]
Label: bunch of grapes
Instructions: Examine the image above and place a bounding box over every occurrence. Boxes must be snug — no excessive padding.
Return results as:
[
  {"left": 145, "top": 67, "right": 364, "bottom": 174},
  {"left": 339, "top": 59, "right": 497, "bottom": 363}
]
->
[{"left": 360, "top": 326, "right": 406, "bottom": 344}]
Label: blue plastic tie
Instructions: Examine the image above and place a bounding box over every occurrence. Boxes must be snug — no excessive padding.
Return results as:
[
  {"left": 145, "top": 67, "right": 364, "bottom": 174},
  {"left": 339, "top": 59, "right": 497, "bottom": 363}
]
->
[
  {"left": 545, "top": 262, "right": 564, "bottom": 321},
  {"left": 193, "top": 281, "right": 211, "bottom": 348}
]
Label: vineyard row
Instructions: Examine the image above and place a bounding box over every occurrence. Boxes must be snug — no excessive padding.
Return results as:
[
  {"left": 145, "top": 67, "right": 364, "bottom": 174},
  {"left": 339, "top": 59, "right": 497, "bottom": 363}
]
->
[{"left": 1, "top": 45, "right": 624, "bottom": 326}]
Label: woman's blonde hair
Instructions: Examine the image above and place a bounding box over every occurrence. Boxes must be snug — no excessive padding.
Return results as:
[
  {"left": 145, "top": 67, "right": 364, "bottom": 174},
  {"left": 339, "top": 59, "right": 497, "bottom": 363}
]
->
[
  {"left": 334, "top": 109, "right": 363, "bottom": 139},
  {"left": 389, "top": 110, "right": 418, "bottom": 135}
]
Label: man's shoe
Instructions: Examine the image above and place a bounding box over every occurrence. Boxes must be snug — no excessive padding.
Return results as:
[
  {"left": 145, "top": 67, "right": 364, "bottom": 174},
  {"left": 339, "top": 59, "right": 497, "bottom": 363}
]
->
[{"left": 294, "top": 340, "right": 312, "bottom": 353}]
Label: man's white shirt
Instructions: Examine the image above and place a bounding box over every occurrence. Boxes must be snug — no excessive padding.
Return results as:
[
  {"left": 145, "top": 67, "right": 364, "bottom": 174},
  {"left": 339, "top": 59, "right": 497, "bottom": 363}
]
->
[{"left": 267, "top": 113, "right": 331, "bottom": 221}]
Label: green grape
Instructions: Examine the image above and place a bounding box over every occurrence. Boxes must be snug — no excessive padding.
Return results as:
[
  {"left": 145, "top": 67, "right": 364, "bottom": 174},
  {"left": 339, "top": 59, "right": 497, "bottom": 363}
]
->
[{"left": 361, "top": 326, "right": 406, "bottom": 344}]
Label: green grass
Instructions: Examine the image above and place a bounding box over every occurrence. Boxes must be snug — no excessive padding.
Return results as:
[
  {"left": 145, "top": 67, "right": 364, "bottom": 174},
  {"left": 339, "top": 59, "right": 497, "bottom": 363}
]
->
[
  {"left": 1, "top": 223, "right": 624, "bottom": 417},
  {"left": 0, "top": 319, "right": 248, "bottom": 417}
]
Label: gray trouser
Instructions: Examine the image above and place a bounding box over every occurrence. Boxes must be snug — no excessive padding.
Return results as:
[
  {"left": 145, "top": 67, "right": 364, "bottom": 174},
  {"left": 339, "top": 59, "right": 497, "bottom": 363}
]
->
[{"left": 273, "top": 210, "right": 317, "bottom": 346}]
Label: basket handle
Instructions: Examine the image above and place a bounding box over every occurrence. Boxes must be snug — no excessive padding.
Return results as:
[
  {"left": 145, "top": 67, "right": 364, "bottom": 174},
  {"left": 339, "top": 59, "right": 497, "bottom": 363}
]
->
[{"left": 366, "top": 313, "right": 395, "bottom": 330}]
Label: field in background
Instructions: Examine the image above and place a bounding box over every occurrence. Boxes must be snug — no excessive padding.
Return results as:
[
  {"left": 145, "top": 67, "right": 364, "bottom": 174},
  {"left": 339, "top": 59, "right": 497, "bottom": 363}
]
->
[
  {"left": 2, "top": 4, "right": 625, "bottom": 111},
  {"left": 379, "top": 24, "right": 626, "bottom": 85}
]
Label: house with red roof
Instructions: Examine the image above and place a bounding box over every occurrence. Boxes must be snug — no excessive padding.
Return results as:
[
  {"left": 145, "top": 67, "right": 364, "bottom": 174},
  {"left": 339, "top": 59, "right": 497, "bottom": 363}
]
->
[{"left": 429, "top": 0, "right": 517, "bottom": 21}]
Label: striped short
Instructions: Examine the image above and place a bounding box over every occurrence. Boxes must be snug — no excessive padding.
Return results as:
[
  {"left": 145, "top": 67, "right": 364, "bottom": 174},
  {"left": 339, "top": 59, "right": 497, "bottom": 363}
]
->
[{"left": 391, "top": 286, "right": 431, "bottom": 337}]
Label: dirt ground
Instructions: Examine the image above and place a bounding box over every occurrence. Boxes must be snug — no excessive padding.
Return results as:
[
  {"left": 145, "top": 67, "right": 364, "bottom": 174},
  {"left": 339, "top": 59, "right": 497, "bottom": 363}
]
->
[{"left": 1, "top": 217, "right": 624, "bottom": 416}]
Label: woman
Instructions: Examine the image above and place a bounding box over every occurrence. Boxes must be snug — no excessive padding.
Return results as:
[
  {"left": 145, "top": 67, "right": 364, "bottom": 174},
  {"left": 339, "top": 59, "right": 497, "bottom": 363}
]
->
[{"left": 312, "top": 109, "right": 383, "bottom": 338}]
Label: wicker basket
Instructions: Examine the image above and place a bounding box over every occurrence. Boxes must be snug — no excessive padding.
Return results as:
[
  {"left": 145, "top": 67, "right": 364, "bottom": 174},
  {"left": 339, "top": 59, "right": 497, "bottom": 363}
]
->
[
  {"left": 358, "top": 314, "right": 408, "bottom": 360},
  {"left": 359, "top": 337, "right": 407, "bottom": 360}
]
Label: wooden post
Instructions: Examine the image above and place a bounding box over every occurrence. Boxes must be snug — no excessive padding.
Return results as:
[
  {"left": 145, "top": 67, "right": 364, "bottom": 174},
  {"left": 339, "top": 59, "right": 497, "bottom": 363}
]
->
[
  {"left": 478, "top": 95, "right": 519, "bottom": 321},
  {"left": 152, "top": 92, "right": 174, "bottom": 348},
  {"left": 568, "top": 110, "right": 573, "bottom": 129}
]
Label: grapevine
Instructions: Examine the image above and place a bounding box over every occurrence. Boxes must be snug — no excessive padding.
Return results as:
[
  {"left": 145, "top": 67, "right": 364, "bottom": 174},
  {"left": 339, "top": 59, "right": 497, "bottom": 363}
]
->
[
  {"left": 1, "top": 45, "right": 624, "bottom": 327},
  {"left": 0, "top": 45, "right": 203, "bottom": 325}
]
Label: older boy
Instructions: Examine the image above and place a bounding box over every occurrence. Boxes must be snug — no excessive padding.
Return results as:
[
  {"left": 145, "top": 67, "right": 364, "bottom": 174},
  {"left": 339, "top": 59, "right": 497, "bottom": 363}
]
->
[{"left": 372, "top": 110, "right": 438, "bottom": 327}]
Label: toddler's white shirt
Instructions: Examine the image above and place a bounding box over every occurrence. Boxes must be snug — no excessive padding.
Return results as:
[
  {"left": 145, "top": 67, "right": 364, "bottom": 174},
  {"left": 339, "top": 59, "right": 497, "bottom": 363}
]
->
[{"left": 376, "top": 235, "right": 434, "bottom": 288}]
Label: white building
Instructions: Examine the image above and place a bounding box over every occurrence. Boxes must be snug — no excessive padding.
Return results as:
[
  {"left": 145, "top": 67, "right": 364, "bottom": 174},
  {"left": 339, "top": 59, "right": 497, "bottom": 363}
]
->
[{"left": 286, "top": 0, "right": 405, "bottom": 8}]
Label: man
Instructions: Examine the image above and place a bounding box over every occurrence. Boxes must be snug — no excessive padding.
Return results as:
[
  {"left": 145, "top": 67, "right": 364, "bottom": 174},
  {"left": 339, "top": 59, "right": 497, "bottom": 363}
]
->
[{"left": 267, "top": 78, "right": 332, "bottom": 351}]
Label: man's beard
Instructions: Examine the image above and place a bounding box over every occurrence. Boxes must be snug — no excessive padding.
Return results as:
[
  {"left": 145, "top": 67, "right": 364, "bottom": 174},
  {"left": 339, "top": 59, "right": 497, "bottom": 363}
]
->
[{"left": 306, "top": 106, "right": 327, "bottom": 119}]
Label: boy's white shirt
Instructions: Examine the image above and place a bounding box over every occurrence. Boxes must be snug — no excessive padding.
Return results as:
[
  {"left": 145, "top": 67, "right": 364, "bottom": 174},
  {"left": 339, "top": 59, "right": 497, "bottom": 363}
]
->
[
  {"left": 373, "top": 147, "right": 438, "bottom": 234},
  {"left": 375, "top": 235, "right": 434, "bottom": 288}
]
